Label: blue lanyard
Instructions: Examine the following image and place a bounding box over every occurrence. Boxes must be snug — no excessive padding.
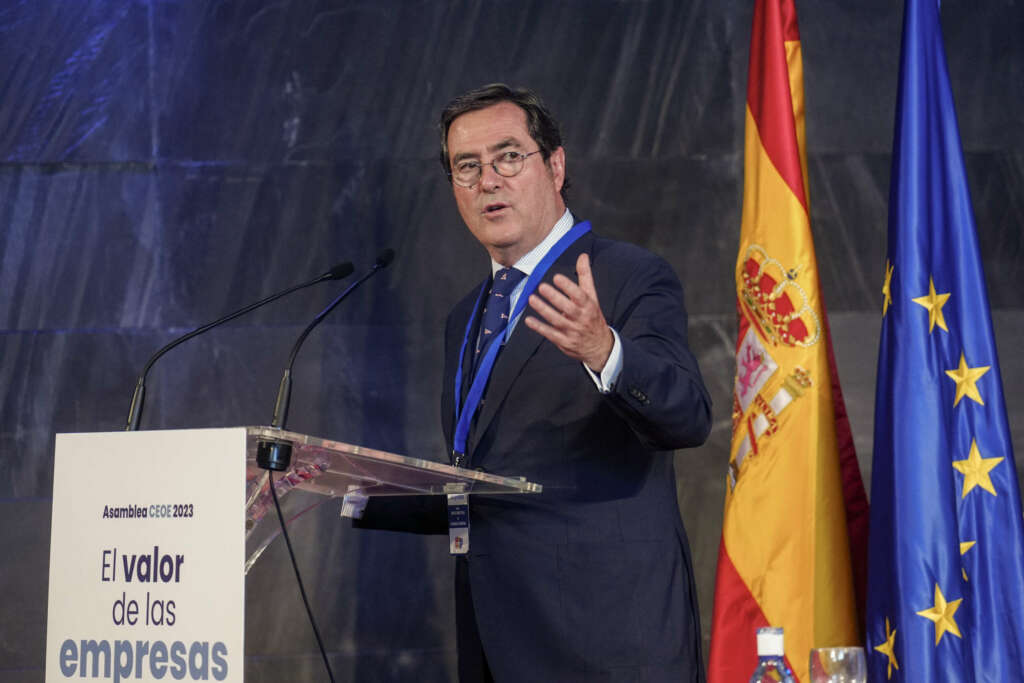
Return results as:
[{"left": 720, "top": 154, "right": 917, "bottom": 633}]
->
[{"left": 452, "top": 221, "right": 591, "bottom": 465}]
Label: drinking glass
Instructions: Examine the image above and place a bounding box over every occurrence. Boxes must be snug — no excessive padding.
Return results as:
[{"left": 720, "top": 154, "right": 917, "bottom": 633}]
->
[{"left": 809, "top": 647, "right": 866, "bottom": 683}]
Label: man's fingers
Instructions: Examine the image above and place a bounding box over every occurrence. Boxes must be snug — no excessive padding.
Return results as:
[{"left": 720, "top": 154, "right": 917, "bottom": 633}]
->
[
  {"left": 536, "top": 282, "right": 577, "bottom": 318},
  {"left": 547, "top": 276, "right": 585, "bottom": 307},
  {"left": 575, "top": 253, "right": 598, "bottom": 298},
  {"left": 524, "top": 315, "right": 571, "bottom": 348},
  {"left": 528, "top": 293, "right": 568, "bottom": 327},
  {"left": 545, "top": 254, "right": 599, "bottom": 309}
]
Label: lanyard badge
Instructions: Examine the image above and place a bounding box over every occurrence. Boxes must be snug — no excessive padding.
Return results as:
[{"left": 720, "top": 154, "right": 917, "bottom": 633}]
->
[{"left": 447, "top": 493, "right": 469, "bottom": 555}]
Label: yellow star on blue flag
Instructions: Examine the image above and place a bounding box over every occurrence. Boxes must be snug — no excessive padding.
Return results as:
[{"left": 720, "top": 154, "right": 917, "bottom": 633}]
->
[{"left": 865, "top": 1, "right": 1024, "bottom": 680}]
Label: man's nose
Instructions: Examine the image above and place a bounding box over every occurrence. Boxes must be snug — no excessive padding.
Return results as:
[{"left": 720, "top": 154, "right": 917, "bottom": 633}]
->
[{"left": 479, "top": 163, "right": 503, "bottom": 191}]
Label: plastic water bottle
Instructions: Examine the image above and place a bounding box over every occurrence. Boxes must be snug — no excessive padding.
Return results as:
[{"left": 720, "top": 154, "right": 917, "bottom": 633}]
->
[{"left": 749, "top": 627, "right": 795, "bottom": 683}]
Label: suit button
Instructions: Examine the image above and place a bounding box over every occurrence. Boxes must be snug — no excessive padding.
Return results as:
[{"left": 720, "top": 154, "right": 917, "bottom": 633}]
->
[{"left": 629, "top": 387, "right": 649, "bottom": 405}]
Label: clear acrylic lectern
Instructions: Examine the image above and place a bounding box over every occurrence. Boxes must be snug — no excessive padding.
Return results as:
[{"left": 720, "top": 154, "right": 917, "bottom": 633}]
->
[{"left": 243, "top": 426, "right": 542, "bottom": 572}]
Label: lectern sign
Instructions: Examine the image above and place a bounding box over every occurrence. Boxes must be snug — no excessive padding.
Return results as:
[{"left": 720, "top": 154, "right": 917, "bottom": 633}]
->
[{"left": 46, "top": 429, "right": 246, "bottom": 682}]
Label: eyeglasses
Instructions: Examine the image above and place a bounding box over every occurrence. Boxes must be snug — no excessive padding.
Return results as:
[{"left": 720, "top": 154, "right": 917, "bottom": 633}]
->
[{"left": 448, "top": 150, "right": 542, "bottom": 187}]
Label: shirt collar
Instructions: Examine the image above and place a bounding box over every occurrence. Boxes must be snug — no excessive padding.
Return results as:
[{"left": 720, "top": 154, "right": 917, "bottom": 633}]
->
[{"left": 490, "top": 208, "right": 575, "bottom": 277}]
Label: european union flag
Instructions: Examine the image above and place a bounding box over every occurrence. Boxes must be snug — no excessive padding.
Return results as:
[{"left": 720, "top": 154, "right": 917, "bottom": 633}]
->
[{"left": 865, "top": 0, "right": 1024, "bottom": 680}]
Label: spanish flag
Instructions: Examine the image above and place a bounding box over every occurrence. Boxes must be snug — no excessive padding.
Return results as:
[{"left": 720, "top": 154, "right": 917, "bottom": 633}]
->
[{"left": 707, "top": 1, "right": 869, "bottom": 681}]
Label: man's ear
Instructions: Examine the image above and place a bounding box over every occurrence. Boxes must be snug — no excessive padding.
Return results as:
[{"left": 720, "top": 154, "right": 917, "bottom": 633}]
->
[{"left": 547, "top": 146, "right": 566, "bottom": 193}]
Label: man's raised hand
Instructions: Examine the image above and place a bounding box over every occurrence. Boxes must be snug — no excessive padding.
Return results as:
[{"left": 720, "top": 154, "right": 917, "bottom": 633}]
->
[{"left": 525, "top": 252, "right": 613, "bottom": 372}]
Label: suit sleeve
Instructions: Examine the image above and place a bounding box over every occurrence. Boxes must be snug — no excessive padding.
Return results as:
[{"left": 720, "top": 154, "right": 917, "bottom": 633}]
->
[
  {"left": 601, "top": 252, "right": 712, "bottom": 451},
  {"left": 351, "top": 494, "right": 447, "bottom": 535}
]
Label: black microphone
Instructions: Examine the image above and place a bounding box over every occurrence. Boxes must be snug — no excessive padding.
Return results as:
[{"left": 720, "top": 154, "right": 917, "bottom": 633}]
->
[
  {"left": 257, "top": 248, "right": 395, "bottom": 471},
  {"left": 124, "top": 261, "right": 355, "bottom": 431}
]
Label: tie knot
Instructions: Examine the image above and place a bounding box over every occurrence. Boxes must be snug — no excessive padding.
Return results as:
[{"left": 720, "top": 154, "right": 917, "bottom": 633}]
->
[{"left": 491, "top": 267, "right": 526, "bottom": 299}]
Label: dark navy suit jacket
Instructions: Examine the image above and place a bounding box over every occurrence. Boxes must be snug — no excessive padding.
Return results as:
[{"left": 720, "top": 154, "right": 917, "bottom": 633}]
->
[{"left": 438, "top": 230, "right": 712, "bottom": 681}]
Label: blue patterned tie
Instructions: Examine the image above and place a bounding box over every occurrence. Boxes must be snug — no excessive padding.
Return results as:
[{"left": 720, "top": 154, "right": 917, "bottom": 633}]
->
[{"left": 472, "top": 267, "right": 526, "bottom": 378}]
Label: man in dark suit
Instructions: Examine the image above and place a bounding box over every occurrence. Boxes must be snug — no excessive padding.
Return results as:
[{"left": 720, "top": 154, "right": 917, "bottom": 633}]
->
[{"left": 366, "top": 83, "right": 712, "bottom": 682}]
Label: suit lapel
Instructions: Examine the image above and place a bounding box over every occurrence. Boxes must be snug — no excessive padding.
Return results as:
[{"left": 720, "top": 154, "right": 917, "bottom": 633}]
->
[
  {"left": 442, "top": 277, "right": 489, "bottom": 454},
  {"left": 461, "top": 278, "right": 490, "bottom": 404},
  {"left": 469, "top": 232, "right": 595, "bottom": 460}
]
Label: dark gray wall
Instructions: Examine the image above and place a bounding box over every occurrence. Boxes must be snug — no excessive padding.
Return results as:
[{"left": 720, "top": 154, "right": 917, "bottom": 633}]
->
[{"left": 2, "top": 1, "right": 1022, "bottom": 680}]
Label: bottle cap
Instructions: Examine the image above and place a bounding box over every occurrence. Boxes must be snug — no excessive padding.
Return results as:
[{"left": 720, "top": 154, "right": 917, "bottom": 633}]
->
[{"left": 756, "top": 627, "right": 785, "bottom": 657}]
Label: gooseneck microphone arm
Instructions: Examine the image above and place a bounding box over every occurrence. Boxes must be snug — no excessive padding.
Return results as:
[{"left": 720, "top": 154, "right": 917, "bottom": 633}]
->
[
  {"left": 124, "top": 261, "right": 354, "bottom": 431},
  {"left": 267, "top": 248, "right": 396, "bottom": 435},
  {"left": 255, "top": 249, "right": 393, "bottom": 683}
]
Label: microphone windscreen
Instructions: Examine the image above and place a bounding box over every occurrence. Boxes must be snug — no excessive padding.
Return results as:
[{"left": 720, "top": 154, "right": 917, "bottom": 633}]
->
[
  {"left": 375, "top": 248, "right": 396, "bottom": 268},
  {"left": 326, "top": 261, "right": 355, "bottom": 280}
]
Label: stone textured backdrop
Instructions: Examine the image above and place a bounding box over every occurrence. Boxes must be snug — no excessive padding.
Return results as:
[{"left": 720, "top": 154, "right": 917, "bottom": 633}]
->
[{"left": 1, "top": 1, "right": 1021, "bottom": 680}]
